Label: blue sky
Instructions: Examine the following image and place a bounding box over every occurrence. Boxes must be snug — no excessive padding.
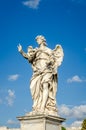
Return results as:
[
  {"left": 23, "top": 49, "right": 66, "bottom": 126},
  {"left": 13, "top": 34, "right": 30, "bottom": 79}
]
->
[{"left": 0, "top": 0, "right": 86, "bottom": 128}]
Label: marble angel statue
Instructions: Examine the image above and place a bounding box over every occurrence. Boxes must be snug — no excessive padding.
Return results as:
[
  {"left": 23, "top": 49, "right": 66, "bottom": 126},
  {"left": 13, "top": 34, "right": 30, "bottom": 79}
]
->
[{"left": 18, "top": 35, "right": 64, "bottom": 116}]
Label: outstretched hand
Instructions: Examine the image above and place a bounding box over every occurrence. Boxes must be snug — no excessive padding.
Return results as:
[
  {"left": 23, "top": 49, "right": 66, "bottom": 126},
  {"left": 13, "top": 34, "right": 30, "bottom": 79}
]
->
[{"left": 17, "top": 44, "right": 22, "bottom": 52}]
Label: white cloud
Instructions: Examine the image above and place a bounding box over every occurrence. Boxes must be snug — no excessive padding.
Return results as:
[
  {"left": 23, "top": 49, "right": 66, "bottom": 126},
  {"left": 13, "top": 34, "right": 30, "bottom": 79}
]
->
[
  {"left": 59, "top": 104, "right": 86, "bottom": 120},
  {"left": 8, "top": 74, "right": 19, "bottom": 81},
  {"left": 6, "top": 89, "right": 15, "bottom": 106},
  {"left": 70, "top": 120, "right": 82, "bottom": 127},
  {"left": 22, "top": 0, "right": 41, "bottom": 9},
  {"left": 59, "top": 105, "right": 86, "bottom": 130},
  {"left": 7, "top": 119, "right": 19, "bottom": 125},
  {"left": 67, "top": 75, "right": 85, "bottom": 83},
  {"left": 65, "top": 121, "right": 82, "bottom": 130},
  {"left": 59, "top": 104, "right": 72, "bottom": 118}
]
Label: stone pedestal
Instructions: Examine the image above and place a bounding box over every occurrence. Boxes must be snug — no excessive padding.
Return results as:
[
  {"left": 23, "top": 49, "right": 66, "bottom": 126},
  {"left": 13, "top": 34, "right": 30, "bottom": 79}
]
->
[{"left": 17, "top": 114, "right": 65, "bottom": 130}]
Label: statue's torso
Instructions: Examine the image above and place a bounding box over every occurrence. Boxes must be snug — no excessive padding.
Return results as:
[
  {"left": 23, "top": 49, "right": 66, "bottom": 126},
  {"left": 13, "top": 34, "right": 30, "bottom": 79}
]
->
[{"left": 32, "top": 47, "right": 52, "bottom": 71}]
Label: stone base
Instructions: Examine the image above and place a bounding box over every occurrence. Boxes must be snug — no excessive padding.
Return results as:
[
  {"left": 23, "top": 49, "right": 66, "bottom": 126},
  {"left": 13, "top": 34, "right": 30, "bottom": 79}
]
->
[{"left": 17, "top": 114, "right": 65, "bottom": 130}]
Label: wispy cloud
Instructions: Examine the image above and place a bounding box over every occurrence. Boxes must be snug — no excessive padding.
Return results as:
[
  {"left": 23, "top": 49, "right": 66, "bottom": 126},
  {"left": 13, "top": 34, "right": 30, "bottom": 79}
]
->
[
  {"left": 22, "top": 0, "right": 41, "bottom": 9},
  {"left": 7, "top": 119, "right": 19, "bottom": 125},
  {"left": 59, "top": 104, "right": 84, "bottom": 129},
  {"left": 70, "top": 120, "right": 82, "bottom": 128},
  {"left": 67, "top": 75, "right": 86, "bottom": 83},
  {"left": 64, "top": 120, "right": 82, "bottom": 129},
  {"left": 8, "top": 74, "right": 19, "bottom": 81},
  {"left": 59, "top": 104, "right": 86, "bottom": 120},
  {"left": 6, "top": 89, "right": 15, "bottom": 106}
]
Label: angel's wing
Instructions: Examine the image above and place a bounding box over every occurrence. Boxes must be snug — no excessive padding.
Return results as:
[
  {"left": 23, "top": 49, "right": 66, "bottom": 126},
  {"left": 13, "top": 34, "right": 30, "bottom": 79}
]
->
[{"left": 53, "top": 44, "right": 64, "bottom": 67}]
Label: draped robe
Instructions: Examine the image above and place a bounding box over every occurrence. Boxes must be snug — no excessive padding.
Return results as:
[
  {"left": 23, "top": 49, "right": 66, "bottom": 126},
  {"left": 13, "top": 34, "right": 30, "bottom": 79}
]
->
[{"left": 30, "top": 47, "right": 58, "bottom": 113}]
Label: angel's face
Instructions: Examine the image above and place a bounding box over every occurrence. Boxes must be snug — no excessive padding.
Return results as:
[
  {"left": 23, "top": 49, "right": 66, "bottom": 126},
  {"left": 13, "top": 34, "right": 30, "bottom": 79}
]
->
[{"left": 36, "top": 38, "right": 43, "bottom": 45}]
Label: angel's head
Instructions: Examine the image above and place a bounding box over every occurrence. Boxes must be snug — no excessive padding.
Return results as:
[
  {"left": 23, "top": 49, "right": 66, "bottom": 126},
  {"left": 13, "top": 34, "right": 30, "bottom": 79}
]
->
[{"left": 35, "top": 35, "right": 47, "bottom": 46}]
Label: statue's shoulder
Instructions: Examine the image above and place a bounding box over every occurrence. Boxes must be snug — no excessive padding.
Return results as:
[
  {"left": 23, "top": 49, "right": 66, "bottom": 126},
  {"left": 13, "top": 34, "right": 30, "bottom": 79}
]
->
[{"left": 46, "top": 46, "right": 52, "bottom": 51}]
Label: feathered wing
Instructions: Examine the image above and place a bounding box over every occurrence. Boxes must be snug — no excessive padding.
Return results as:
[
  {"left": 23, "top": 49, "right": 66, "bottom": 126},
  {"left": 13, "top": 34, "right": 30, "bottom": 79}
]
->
[{"left": 53, "top": 44, "right": 64, "bottom": 67}]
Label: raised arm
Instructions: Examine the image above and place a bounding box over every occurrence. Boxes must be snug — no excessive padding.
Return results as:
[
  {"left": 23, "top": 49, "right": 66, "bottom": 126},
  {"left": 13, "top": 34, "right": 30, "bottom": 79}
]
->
[{"left": 17, "top": 44, "right": 28, "bottom": 59}]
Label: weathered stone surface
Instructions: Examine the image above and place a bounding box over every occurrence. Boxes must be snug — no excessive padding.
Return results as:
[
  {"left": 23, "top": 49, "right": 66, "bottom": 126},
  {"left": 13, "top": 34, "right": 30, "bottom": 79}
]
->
[
  {"left": 17, "top": 114, "right": 65, "bottom": 130},
  {"left": 18, "top": 35, "right": 64, "bottom": 116}
]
